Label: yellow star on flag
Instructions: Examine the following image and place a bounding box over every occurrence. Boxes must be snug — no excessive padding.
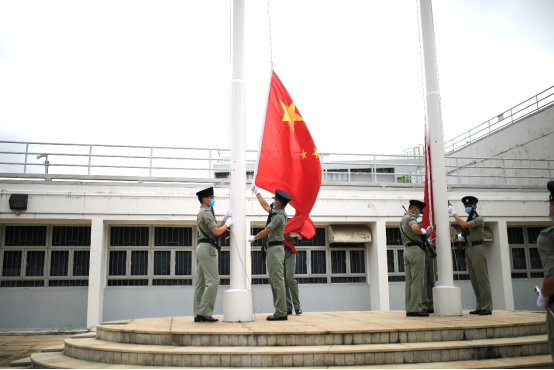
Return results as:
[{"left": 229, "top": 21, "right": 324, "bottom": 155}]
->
[
  {"left": 280, "top": 101, "right": 303, "bottom": 133},
  {"left": 312, "top": 148, "right": 319, "bottom": 159},
  {"left": 300, "top": 150, "right": 307, "bottom": 160}
]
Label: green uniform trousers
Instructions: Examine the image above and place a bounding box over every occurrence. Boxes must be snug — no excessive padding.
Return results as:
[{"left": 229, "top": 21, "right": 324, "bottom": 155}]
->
[
  {"left": 267, "top": 245, "right": 287, "bottom": 317},
  {"left": 404, "top": 245, "right": 426, "bottom": 313},
  {"left": 422, "top": 253, "right": 437, "bottom": 311},
  {"left": 547, "top": 309, "right": 554, "bottom": 362},
  {"left": 465, "top": 244, "right": 493, "bottom": 311},
  {"left": 284, "top": 247, "right": 301, "bottom": 311},
  {"left": 194, "top": 243, "right": 219, "bottom": 317}
]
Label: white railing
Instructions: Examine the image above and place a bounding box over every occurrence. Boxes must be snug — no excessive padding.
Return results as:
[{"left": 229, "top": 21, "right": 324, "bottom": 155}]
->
[
  {"left": 444, "top": 85, "right": 554, "bottom": 153},
  {"left": 0, "top": 141, "right": 551, "bottom": 186}
]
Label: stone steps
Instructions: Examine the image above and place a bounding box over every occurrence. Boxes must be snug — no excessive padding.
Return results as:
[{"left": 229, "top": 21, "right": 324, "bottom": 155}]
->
[
  {"left": 59, "top": 335, "right": 549, "bottom": 367},
  {"left": 29, "top": 352, "right": 554, "bottom": 369}
]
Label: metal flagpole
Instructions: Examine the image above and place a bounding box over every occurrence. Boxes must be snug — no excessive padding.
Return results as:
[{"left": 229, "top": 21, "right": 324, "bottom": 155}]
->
[
  {"left": 417, "top": 0, "right": 462, "bottom": 315},
  {"left": 223, "top": 0, "right": 253, "bottom": 322}
]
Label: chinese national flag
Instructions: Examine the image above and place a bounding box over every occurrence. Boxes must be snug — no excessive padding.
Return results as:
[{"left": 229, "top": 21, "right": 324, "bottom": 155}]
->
[
  {"left": 254, "top": 70, "right": 321, "bottom": 240},
  {"left": 422, "top": 119, "right": 436, "bottom": 244}
]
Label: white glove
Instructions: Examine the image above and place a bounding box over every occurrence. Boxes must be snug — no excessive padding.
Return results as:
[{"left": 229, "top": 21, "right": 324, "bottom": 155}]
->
[
  {"left": 420, "top": 228, "right": 427, "bottom": 235},
  {"left": 425, "top": 226, "right": 433, "bottom": 233},
  {"left": 537, "top": 291, "right": 549, "bottom": 309},
  {"left": 251, "top": 183, "right": 259, "bottom": 196},
  {"left": 225, "top": 217, "right": 233, "bottom": 227},
  {"left": 289, "top": 232, "right": 300, "bottom": 238},
  {"left": 222, "top": 209, "right": 232, "bottom": 222},
  {"left": 457, "top": 233, "right": 465, "bottom": 241},
  {"left": 448, "top": 205, "right": 456, "bottom": 216},
  {"left": 247, "top": 235, "right": 256, "bottom": 243}
]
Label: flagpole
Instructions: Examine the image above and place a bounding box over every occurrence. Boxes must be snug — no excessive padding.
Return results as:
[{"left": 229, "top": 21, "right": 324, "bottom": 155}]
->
[
  {"left": 223, "top": 0, "right": 253, "bottom": 322},
  {"left": 417, "top": 0, "right": 462, "bottom": 316}
]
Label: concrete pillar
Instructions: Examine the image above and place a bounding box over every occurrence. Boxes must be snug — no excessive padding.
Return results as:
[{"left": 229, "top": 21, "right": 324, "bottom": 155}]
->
[
  {"left": 486, "top": 220, "right": 515, "bottom": 310},
  {"left": 368, "top": 221, "right": 390, "bottom": 310},
  {"left": 87, "top": 218, "right": 106, "bottom": 328}
]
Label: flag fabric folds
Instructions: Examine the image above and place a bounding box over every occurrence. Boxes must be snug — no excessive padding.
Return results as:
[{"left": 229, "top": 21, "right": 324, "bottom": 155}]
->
[
  {"left": 253, "top": 70, "right": 321, "bottom": 239},
  {"left": 422, "top": 119, "right": 436, "bottom": 244}
]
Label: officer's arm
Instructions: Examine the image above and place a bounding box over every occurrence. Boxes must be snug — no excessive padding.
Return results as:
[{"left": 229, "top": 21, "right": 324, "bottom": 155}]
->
[
  {"left": 452, "top": 213, "right": 471, "bottom": 228},
  {"left": 253, "top": 227, "right": 272, "bottom": 240},
  {"left": 542, "top": 275, "right": 554, "bottom": 298},
  {"left": 210, "top": 224, "right": 229, "bottom": 237},
  {"left": 255, "top": 193, "right": 271, "bottom": 213},
  {"left": 410, "top": 223, "right": 425, "bottom": 234}
]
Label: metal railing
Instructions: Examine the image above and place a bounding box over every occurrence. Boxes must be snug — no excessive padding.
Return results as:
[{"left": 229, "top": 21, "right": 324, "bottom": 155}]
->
[
  {"left": 444, "top": 86, "right": 554, "bottom": 153},
  {"left": 0, "top": 141, "right": 551, "bottom": 186}
]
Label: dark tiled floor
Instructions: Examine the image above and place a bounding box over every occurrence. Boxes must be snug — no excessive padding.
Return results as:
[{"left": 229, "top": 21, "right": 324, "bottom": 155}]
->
[{"left": 0, "top": 334, "right": 71, "bottom": 369}]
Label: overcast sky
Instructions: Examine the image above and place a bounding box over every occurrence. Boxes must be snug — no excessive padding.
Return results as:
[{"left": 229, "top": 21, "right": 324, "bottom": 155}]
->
[{"left": 0, "top": 0, "right": 553, "bottom": 155}]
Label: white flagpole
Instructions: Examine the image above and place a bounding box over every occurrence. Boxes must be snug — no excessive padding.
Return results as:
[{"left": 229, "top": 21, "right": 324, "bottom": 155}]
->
[
  {"left": 417, "top": 0, "right": 462, "bottom": 316},
  {"left": 223, "top": 0, "right": 253, "bottom": 322}
]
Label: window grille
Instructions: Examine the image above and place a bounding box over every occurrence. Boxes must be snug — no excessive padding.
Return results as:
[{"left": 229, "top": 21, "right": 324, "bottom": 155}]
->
[
  {"left": 218, "top": 251, "right": 230, "bottom": 276},
  {"left": 50, "top": 251, "right": 69, "bottom": 276},
  {"left": 52, "top": 226, "right": 91, "bottom": 246},
  {"left": 154, "top": 251, "right": 171, "bottom": 276},
  {"left": 295, "top": 251, "right": 307, "bottom": 275},
  {"left": 26, "top": 251, "right": 45, "bottom": 276},
  {"left": 2, "top": 251, "right": 22, "bottom": 277},
  {"left": 175, "top": 251, "right": 192, "bottom": 276},
  {"left": 49, "top": 280, "right": 88, "bottom": 286},
  {"left": 108, "top": 279, "right": 148, "bottom": 286},
  {"left": 509, "top": 226, "right": 546, "bottom": 279},
  {"left": 110, "top": 227, "right": 148, "bottom": 246},
  {"left": 73, "top": 251, "right": 90, "bottom": 276},
  {"left": 131, "top": 251, "right": 148, "bottom": 275},
  {"left": 297, "top": 277, "right": 327, "bottom": 284},
  {"left": 311, "top": 250, "right": 326, "bottom": 274},
  {"left": 109, "top": 251, "right": 127, "bottom": 276},
  {"left": 1, "top": 280, "right": 44, "bottom": 287},
  {"left": 153, "top": 279, "right": 192, "bottom": 286},
  {"left": 251, "top": 251, "right": 266, "bottom": 275},
  {"left": 331, "top": 250, "right": 346, "bottom": 274},
  {"left": 5, "top": 226, "right": 47, "bottom": 246},
  {"left": 154, "top": 227, "right": 192, "bottom": 247},
  {"left": 387, "top": 228, "right": 406, "bottom": 282}
]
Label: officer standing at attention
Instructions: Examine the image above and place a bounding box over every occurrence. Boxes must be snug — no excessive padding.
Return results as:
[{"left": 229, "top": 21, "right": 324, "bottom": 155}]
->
[
  {"left": 249, "top": 185, "right": 291, "bottom": 321},
  {"left": 194, "top": 187, "right": 233, "bottom": 323},
  {"left": 448, "top": 196, "right": 492, "bottom": 315},
  {"left": 400, "top": 200, "right": 432, "bottom": 317},
  {"left": 284, "top": 232, "right": 302, "bottom": 315},
  {"left": 536, "top": 181, "right": 554, "bottom": 361}
]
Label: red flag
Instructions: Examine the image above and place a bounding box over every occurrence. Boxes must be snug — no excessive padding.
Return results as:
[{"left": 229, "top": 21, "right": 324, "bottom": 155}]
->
[
  {"left": 254, "top": 70, "right": 321, "bottom": 239},
  {"left": 422, "top": 119, "right": 436, "bottom": 244}
]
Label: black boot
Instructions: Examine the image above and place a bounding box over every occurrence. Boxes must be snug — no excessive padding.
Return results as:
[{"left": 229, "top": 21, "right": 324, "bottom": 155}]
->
[{"left": 196, "top": 315, "right": 218, "bottom": 322}]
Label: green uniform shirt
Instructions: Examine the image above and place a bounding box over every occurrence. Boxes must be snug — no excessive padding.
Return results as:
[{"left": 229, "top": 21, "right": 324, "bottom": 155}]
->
[
  {"left": 197, "top": 206, "right": 217, "bottom": 240},
  {"left": 267, "top": 209, "right": 287, "bottom": 243},
  {"left": 400, "top": 212, "right": 420, "bottom": 246},
  {"left": 467, "top": 216, "right": 484, "bottom": 244},
  {"left": 538, "top": 226, "right": 554, "bottom": 277}
]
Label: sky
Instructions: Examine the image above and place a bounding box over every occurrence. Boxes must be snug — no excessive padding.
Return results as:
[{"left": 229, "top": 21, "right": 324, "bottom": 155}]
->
[{"left": 0, "top": 0, "right": 553, "bottom": 156}]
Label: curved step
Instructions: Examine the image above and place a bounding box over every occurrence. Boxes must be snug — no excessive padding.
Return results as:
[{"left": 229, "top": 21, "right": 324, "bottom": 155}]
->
[
  {"left": 31, "top": 351, "right": 554, "bottom": 369},
  {"left": 96, "top": 311, "right": 547, "bottom": 347},
  {"left": 62, "top": 335, "right": 549, "bottom": 367}
]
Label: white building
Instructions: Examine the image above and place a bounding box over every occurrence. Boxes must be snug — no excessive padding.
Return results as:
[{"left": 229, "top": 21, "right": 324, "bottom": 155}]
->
[{"left": 0, "top": 87, "right": 552, "bottom": 330}]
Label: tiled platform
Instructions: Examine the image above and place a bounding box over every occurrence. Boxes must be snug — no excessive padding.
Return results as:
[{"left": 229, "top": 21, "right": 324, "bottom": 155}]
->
[{"left": 30, "top": 310, "right": 554, "bottom": 369}]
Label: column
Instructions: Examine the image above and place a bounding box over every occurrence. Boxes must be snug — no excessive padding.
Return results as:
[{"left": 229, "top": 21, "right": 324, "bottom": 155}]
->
[
  {"left": 87, "top": 218, "right": 106, "bottom": 328},
  {"left": 486, "top": 220, "right": 515, "bottom": 310},
  {"left": 368, "top": 221, "right": 390, "bottom": 310}
]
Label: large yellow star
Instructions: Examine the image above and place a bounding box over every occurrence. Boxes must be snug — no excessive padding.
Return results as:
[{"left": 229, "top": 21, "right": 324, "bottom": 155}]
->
[
  {"left": 280, "top": 101, "right": 303, "bottom": 133},
  {"left": 312, "top": 148, "right": 319, "bottom": 159},
  {"left": 300, "top": 149, "right": 307, "bottom": 160}
]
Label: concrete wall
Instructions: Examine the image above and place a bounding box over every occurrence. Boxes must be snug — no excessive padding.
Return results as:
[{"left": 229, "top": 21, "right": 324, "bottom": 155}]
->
[
  {"left": 103, "top": 284, "right": 371, "bottom": 322},
  {"left": 512, "top": 278, "right": 544, "bottom": 311},
  {"left": 447, "top": 104, "right": 554, "bottom": 186},
  {"left": 0, "top": 288, "right": 88, "bottom": 330}
]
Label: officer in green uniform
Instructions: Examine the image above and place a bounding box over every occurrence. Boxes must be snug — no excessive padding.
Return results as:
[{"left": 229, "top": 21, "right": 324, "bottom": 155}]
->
[
  {"left": 536, "top": 181, "right": 554, "bottom": 360},
  {"left": 284, "top": 232, "right": 302, "bottom": 315},
  {"left": 249, "top": 186, "right": 291, "bottom": 321},
  {"left": 194, "top": 187, "right": 233, "bottom": 323},
  {"left": 400, "top": 200, "right": 432, "bottom": 317},
  {"left": 448, "top": 196, "right": 493, "bottom": 315},
  {"left": 422, "top": 248, "right": 437, "bottom": 314}
]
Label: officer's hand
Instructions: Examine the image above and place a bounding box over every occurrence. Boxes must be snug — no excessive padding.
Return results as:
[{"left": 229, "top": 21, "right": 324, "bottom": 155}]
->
[
  {"left": 420, "top": 228, "right": 427, "bottom": 234},
  {"left": 457, "top": 233, "right": 465, "bottom": 241},
  {"left": 537, "top": 291, "right": 549, "bottom": 309},
  {"left": 289, "top": 232, "right": 300, "bottom": 238},
  {"left": 223, "top": 209, "right": 233, "bottom": 222},
  {"left": 251, "top": 183, "right": 259, "bottom": 196},
  {"left": 225, "top": 217, "right": 233, "bottom": 227},
  {"left": 248, "top": 235, "right": 256, "bottom": 243},
  {"left": 448, "top": 205, "right": 456, "bottom": 216},
  {"left": 425, "top": 226, "right": 434, "bottom": 233}
]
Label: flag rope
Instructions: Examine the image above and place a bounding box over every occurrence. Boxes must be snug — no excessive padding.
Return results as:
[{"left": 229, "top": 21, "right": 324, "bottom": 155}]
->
[{"left": 267, "top": 0, "right": 274, "bottom": 68}]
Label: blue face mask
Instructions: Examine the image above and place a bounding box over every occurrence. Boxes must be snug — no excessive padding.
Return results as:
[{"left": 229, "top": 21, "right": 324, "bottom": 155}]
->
[
  {"left": 415, "top": 213, "right": 420, "bottom": 220},
  {"left": 465, "top": 207, "right": 473, "bottom": 215},
  {"left": 208, "top": 199, "right": 215, "bottom": 207},
  {"left": 270, "top": 203, "right": 275, "bottom": 209}
]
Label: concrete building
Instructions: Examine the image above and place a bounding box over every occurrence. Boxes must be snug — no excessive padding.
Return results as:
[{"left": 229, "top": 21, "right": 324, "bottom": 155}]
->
[{"left": 0, "top": 87, "right": 552, "bottom": 331}]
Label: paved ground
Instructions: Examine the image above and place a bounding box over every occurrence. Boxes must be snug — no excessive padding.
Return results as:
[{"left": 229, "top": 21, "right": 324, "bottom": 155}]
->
[{"left": 0, "top": 334, "right": 71, "bottom": 369}]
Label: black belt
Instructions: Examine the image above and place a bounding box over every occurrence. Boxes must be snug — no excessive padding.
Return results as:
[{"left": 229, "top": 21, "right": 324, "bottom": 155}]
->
[
  {"left": 198, "top": 238, "right": 216, "bottom": 246},
  {"left": 406, "top": 242, "right": 421, "bottom": 247},
  {"left": 268, "top": 241, "right": 283, "bottom": 247},
  {"left": 464, "top": 241, "right": 484, "bottom": 248}
]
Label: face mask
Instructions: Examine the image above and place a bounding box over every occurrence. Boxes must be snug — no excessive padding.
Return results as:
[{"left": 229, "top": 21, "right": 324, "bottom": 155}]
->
[
  {"left": 415, "top": 214, "right": 420, "bottom": 220},
  {"left": 270, "top": 203, "right": 275, "bottom": 209},
  {"left": 465, "top": 207, "right": 473, "bottom": 215},
  {"left": 208, "top": 199, "right": 215, "bottom": 207}
]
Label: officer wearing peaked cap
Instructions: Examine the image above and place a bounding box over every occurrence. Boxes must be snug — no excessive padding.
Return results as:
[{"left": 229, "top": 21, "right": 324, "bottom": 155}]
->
[
  {"left": 400, "top": 200, "right": 432, "bottom": 317},
  {"left": 249, "top": 185, "right": 291, "bottom": 321},
  {"left": 448, "top": 195, "right": 492, "bottom": 315},
  {"left": 536, "top": 181, "right": 554, "bottom": 360},
  {"left": 194, "top": 187, "right": 233, "bottom": 323}
]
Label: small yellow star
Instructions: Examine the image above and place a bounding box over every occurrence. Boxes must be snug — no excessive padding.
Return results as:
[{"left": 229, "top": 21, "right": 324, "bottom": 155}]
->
[
  {"left": 312, "top": 148, "right": 319, "bottom": 159},
  {"left": 280, "top": 101, "right": 303, "bottom": 133},
  {"left": 300, "top": 150, "right": 307, "bottom": 160}
]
